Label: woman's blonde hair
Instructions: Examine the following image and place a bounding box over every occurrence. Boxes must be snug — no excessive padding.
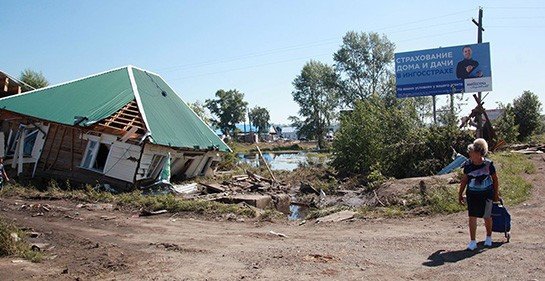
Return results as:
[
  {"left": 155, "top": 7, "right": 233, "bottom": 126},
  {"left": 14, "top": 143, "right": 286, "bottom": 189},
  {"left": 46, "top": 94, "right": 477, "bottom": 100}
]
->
[{"left": 467, "top": 138, "right": 489, "bottom": 156}]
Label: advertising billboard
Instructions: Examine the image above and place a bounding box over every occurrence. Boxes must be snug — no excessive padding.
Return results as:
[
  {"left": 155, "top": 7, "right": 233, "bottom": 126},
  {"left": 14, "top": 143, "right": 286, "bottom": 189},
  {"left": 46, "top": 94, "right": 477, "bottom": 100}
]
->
[{"left": 395, "top": 43, "right": 492, "bottom": 98}]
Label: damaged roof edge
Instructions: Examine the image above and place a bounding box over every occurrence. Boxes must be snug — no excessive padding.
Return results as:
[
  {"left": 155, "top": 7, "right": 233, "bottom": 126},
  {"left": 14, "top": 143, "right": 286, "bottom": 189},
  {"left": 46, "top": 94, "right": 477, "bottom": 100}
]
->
[
  {"left": 0, "top": 65, "right": 131, "bottom": 102},
  {"left": 131, "top": 66, "right": 232, "bottom": 153},
  {"left": 127, "top": 66, "right": 152, "bottom": 134}
]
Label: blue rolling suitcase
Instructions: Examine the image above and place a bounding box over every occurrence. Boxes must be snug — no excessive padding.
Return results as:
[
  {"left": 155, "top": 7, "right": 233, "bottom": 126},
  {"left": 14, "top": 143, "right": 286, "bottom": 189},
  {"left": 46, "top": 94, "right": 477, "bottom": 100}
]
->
[{"left": 491, "top": 199, "right": 511, "bottom": 242}]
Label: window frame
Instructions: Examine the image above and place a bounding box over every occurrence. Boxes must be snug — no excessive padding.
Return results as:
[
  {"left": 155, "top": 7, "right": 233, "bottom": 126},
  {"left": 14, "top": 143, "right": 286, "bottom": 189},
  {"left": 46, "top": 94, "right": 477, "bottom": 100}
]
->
[{"left": 80, "top": 136, "right": 102, "bottom": 172}]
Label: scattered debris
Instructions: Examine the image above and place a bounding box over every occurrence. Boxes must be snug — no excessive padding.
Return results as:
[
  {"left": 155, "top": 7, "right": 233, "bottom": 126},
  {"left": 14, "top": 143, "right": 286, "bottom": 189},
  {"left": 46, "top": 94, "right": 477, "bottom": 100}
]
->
[
  {"left": 200, "top": 182, "right": 226, "bottom": 194},
  {"left": 512, "top": 148, "right": 544, "bottom": 154},
  {"left": 316, "top": 210, "right": 356, "bottom": 223},
  {"left": 300, "top": 182, "right": 319, "bottom": 195},
  {"left": 215, "top": 195, "right": 272, "bottom": 209},
  {"left": 100, "top": 216, "right": 117, "bottom": 221},
  {"left": 268, "top": 230, "right": 288, "bottom": 238},
  {"left": 139, "top": 209, "right": 168, "bottom": 216},
  {"left": 150, "top": 242, "right": 206, "bottom": 253},
  {"left": 28, "top": 231, "right": 41, "bottom": 238},
  {"left": 172, "top": 183, "right": 200, "bottom": 194},
  {"left": 31, "top": 243, "right": 51, "bottom": 252},
  {"left": 10, "top": 232, "right": 20, "bottom": 242},
  {"left": 76, "top": 203, "right": 114, "bottom": 211},
  {"left": 304, "top": 254, "right": 337, "bottom": 263}
]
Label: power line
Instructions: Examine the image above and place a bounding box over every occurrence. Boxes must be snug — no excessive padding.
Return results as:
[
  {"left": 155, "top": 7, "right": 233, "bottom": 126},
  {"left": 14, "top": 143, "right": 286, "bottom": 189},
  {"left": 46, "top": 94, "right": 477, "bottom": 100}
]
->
[
  {"left": 157, "top": 9, "right": 475, "bottom": 73},
  {"left": 396, "top": 28, "right": 474, "bottom": 43},
  {"left": 486, "top": 6, "right": 545, "bottom": 9},
  {"left": 169, "top": 53, "right": 331, "bottom": 81}
]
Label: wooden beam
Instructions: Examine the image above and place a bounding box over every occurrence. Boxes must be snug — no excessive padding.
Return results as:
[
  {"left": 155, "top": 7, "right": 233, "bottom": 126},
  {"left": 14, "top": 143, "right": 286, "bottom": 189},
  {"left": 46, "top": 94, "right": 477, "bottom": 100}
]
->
[
  {"left": 48, "top": 126, "right": 67, "bottom": 171},
  {"left": 70, "top": 127, "right": 75, "bottom": 171},
  {"left": 42, "top": 125, "right": 58, "bottom": 171}
]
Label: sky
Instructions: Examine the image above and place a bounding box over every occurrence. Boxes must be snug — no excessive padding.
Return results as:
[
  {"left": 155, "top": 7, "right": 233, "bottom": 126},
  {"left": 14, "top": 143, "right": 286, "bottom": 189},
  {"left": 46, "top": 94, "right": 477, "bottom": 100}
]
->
[{"left": 1, "top": 0, "right": 544, "bottom": 124}]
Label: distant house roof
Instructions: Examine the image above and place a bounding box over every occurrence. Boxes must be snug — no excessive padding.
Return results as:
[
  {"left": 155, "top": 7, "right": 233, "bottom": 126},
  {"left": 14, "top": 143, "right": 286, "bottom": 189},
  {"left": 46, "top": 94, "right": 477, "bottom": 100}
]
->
[
  {"left": 485, "top": 109, "right": 504, "bottom": 121},
  {"left": 280, "top": 126, "right": 297, "bottom": 134},
  {"left": 235, "top": 123, "right": 258, "bottom": 133},
  {"left": 0, "top": 70, "right": 34, "bottom": 98},
  {"left": 0, "top": 66, "right": 230, "bottom": 152}
]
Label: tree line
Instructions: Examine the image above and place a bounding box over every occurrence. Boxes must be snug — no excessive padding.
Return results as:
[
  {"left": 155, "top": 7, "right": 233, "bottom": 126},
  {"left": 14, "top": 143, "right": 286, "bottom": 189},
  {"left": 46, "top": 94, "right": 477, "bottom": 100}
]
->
[
  {"left": 289, "top": 31, "right": 543, "bottom": 178},
  {"left": 188, "top": 90, "right": 271, "bottom": 137}
]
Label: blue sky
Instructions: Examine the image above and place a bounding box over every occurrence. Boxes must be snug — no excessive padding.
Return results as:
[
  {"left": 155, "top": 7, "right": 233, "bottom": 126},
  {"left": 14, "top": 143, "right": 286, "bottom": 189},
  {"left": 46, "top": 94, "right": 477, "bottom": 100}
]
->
[{"left": 1, "top": 0, "right": 544, "bottom": 123}]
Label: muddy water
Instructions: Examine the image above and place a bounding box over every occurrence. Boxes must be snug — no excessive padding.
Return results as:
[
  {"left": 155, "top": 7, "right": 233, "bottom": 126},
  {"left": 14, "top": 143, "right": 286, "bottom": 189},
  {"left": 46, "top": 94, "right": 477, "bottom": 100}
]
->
[{"left": 237, "top": 152, "right": 308, "bottom": 171}]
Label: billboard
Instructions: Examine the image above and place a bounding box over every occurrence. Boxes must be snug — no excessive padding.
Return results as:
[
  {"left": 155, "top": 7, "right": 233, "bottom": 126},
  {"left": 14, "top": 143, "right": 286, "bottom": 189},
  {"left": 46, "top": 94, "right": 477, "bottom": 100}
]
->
[{"left": 395, "top": 43, "right": 492, "bottom": 98}]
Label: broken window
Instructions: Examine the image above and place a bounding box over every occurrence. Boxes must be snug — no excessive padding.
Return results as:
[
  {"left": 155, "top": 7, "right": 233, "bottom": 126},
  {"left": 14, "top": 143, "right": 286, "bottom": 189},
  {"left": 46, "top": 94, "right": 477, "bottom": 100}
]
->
[
  {"left": 23, "top": 129, "right": 38, "bottom": 157},
  {"left": 81, "top": 139, "right": 111, "bottom": 173},
  {"left": 6, "top": 126, "right": 39, "bottom": 157},
  {"left": 147, "top": 154, "right": 166, "bottom": 179}
]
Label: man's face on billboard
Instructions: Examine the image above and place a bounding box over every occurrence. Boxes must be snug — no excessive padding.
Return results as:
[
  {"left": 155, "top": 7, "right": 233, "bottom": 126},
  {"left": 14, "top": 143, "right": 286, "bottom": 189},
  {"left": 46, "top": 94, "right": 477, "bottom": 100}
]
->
[{"left": 463, "top": 47, "right": 472, "bottom": 59}]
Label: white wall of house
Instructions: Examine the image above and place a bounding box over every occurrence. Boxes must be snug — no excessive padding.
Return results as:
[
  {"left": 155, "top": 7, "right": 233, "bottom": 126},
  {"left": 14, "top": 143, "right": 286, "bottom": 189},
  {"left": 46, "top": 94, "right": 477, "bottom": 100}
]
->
[
  {"left": 136, "top": 143, "right": 221, "bottom": 181},
  {"left": 103, "top": 141, "right": 141, "bottom": 182}
]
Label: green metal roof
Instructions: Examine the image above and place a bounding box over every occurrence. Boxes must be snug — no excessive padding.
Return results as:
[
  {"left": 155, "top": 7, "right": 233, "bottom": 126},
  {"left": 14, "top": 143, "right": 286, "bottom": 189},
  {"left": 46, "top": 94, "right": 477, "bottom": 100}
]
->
[
  {"left": 0, "top": 66, "right": 230, "bottom": 152},
  {"left": 0, "top": 67, "right": 134, "bottom": 126}
]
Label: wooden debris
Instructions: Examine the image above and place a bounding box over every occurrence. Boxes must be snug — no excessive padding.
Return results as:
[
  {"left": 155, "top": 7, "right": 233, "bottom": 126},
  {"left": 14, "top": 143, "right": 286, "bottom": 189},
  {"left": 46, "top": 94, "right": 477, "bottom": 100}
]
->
[
  {"left": 255, "top": 145, "right": 278, "bottom": 183},
  {"left": 268, "top": 230, "right": 288, "bottom": 238},
  {"left": 300, "top": 182, "right": 319, "bottom": 195},
  {"left": 316, "top": 210, "right": 356, "bottom": 223},
  {"left": 140, "top": 209, "right": 168, "bottom": 216},
  {"left": 200, "top": 182, "right": 226, "bottom": 193}
]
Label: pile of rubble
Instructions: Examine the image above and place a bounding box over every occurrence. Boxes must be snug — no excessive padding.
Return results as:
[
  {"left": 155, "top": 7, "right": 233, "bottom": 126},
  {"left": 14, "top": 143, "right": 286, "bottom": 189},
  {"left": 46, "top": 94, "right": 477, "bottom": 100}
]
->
[{"left": 170, "top": 171, "right": 296, "bottom": 213}]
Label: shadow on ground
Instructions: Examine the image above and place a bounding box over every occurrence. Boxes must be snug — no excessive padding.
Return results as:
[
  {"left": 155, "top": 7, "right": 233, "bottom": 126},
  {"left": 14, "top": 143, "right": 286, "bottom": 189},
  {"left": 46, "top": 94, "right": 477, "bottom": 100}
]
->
[{"left": 423, "top": 242, "right": 505, "bottom": 267}]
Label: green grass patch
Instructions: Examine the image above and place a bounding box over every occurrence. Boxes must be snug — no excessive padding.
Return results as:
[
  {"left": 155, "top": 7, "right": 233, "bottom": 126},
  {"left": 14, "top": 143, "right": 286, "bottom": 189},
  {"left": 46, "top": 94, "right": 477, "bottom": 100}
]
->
[
  {"left": 0, "top": 218, "right": 43, "bottom": 262},
  {"left": 426, "top": 152, "right": 535, "bottom": 214},
  {"left": 0, "top": 183, "right": 256, "bottom": 218}
]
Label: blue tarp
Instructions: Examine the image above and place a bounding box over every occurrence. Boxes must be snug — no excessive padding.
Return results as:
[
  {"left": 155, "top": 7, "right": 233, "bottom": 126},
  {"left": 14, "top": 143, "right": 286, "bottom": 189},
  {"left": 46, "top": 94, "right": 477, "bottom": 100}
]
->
[{"left": 438, "top": 154, "right": 468, "bottom": 175}]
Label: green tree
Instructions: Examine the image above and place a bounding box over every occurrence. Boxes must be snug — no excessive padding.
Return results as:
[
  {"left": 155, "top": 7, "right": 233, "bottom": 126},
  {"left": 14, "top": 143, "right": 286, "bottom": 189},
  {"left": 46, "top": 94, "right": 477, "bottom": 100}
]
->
[
  {"left": 188, "top": 100, "right": 210, "bottom": 125},
  {"left": 205, "top": 89, "right": 248, "bottom": 136},
  {"left": 334, "top": 31, "right": 395, "bottom": 106},
  {"left": 512, "top": 91, "right": 543, "bottom": 141},
  {"left": 292, "top": 60, "right": 340, "bottom": 149},
  {"left": 19, "top": 69, "right": 49, "bottom": 89},
  {"left": 331, "top": 95, "right": 424, "bottom": 177},
  {"left": 494, "top": 103, "right": 519, "bottom": 143},
  {"left": 249, "top": 106, "right": 270, "bottom": 134}
]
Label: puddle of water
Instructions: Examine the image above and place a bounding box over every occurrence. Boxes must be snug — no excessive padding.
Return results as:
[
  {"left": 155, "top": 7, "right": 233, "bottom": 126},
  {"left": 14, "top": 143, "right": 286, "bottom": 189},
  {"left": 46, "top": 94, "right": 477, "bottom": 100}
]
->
[
  {"left": 237, "top": 152, "right": 308, "bottom": 171},
  {"left": 288, "top": 204, "right": 309, "bottom": 221}
]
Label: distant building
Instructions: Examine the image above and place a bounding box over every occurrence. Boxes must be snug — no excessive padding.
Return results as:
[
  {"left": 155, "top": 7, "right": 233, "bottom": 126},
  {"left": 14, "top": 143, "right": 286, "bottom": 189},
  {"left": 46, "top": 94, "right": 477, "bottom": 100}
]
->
[
  {"left": 485, "top": 109, "right": 504, "bottom": 122},
  {"left": 0, "top": 70, "right": 32, "bottom": 98},
  {"left": 279, "top": 126, "right": 298, "bottom": 140}
]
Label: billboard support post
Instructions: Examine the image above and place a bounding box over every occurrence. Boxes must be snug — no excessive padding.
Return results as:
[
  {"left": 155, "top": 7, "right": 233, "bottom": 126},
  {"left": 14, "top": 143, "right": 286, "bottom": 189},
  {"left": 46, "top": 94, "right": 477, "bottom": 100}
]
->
[
  {"left": 432, "top": 95, "right": 437, "bottom": 124},
  {"left": 473, "top": 7, "right": 485, "bottom": 137}
]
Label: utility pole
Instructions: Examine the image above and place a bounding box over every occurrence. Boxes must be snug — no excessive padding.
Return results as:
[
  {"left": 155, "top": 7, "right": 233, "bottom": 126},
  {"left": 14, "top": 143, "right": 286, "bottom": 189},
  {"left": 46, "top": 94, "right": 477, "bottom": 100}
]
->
[{"left": 472, "top": 7, "right": 484, "bottom": 137}]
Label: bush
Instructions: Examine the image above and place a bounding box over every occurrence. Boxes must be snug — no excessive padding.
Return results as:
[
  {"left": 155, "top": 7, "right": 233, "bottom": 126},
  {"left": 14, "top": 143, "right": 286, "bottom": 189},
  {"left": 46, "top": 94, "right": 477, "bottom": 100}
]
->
[{"left": 332, "top": 95, "right": 473, "bottom": 179}]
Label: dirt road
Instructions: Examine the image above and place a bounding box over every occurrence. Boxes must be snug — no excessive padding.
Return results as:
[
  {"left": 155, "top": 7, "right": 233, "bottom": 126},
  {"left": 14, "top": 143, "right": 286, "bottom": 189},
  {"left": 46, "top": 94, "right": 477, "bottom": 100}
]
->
[{"left": 1, "top": 155, "right": 544, "bottom": 280}]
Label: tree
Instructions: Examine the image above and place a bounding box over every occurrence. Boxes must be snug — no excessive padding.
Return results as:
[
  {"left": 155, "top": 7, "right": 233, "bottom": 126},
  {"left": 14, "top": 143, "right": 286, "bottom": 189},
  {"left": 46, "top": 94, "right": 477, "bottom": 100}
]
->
[
  {"left": 188, "top": 100, "right": 210, "bottom": 125},
  {"left": 494, "top": 103, "right": 519, "bottom": 143},
  {"left": 249, "top": 106, "right": 270, "bottom": 134},
  {"left": 19, "top": 69, "right": 49, "bottom": 89},
  {"left": 205, "top": 89, "right": 248, "bottom": 136},
  {"left": 333, "top": 31, "right": 395, "bottom": 106},
  {"left": 292, "top": 60, "right": 340, "bottom": 149},
  {"left": 512, "top": 91, "right": 543, "bottom": 141}
]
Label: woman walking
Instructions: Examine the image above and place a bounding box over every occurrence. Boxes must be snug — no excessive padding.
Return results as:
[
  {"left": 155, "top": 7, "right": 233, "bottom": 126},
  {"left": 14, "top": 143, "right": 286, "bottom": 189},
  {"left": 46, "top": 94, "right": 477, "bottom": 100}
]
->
[{"left": 459, "top": 138, "right": 500, "bottom": 251}]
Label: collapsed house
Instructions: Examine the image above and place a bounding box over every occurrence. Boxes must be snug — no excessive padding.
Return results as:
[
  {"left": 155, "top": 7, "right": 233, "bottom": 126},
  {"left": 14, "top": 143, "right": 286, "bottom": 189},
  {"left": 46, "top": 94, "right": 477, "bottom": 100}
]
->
[{"left": 0, "top": 66, "right": 230, "bottom": 189}]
